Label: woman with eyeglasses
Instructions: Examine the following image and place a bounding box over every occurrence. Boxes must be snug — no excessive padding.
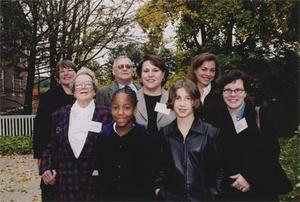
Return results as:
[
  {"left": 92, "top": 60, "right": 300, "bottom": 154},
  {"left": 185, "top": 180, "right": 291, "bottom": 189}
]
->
[
  {"left": 39, "top": 67, "right": 112, "bottom": 201},
  {"left": 135, "top": 55, "right": 176, "bottom": 136},
  {"left": 215, "top": 69, "right": 291, "bottom": 201},
  {"left": 188, "top": 53, "right": 223, "bottom": 125}
]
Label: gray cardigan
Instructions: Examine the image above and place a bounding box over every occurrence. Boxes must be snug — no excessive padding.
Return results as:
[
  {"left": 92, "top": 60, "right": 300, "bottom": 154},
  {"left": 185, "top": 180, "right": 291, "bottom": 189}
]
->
[{"left": 135, "top": 88, "right": 176, "bottom": 132}]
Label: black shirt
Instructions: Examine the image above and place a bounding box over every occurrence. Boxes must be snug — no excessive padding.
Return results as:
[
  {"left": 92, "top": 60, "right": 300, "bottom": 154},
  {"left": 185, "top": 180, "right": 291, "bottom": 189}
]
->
[
  {"left": 196, "top": 88, "right": 222, "bottom": 126},
  {"left": 97, "top": 123, "right": 155, "bottom": 201},
  {"left": 144, "top": 94, "right": 161, "bottom": 135}
]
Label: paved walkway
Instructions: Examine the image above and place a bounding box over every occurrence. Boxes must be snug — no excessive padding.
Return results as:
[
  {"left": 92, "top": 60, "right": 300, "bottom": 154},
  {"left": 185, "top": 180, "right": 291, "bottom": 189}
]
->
[{"left": 0, "top": 154, "right": 41, "bottom": 202}]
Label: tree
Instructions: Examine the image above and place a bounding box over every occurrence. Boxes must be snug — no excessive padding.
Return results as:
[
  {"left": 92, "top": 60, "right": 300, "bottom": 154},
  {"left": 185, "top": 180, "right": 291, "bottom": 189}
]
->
[
  {"left": 137, "top": 0, "right": 299, "bottom": 134},
  {"left": 137, "top": 0, "right": 299, "bottom": 66},
  {"left": 16, "top": 0, "right": 138, "bottom": 114}
]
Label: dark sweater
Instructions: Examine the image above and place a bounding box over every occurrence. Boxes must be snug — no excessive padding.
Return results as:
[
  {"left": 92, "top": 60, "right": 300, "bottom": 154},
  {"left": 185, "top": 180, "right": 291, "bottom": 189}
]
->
[
  {"left": 33, "top": 85, "right": 75, "bottom": 159},
  {"left": 96, "top": 122, "right": 158, "bottom": 201}
]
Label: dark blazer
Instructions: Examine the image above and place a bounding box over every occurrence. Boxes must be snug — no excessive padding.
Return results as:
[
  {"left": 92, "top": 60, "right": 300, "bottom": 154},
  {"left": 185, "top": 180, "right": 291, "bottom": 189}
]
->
[
  {"left": 196, "top": 87, "right": 223, "bottom": 126},
  {"left": 33, "top": 85, "right": 75, "bottom": 159},
  {"left": 256, "top": 106, "right": 293, "bottom": 197},
  {"left": 155, "top": 118, "right": 223, "bottom": 201},
  {"left": 39, "top": 104, "right": 112, "bottom": 201},
  {"left": 214, "top": 101, "right": 264, "bottom": 201},
  {"left": 95, "top": 81, "right": 141, "bottom": 107},
  {"left": 96, "top": 122, "right": 157, "bottom": 201},
  {"left": 215, "top": 101, "right": 291, "bottom": 201},
  {"left": 135, "top": 88, "right": 176, "bottom": 133}
]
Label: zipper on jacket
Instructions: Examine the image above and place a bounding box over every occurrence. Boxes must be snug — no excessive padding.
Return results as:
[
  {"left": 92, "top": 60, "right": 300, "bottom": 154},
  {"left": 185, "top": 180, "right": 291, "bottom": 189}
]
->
[{"left": 183, "top": 138, "right": 188, "bottom": 196}]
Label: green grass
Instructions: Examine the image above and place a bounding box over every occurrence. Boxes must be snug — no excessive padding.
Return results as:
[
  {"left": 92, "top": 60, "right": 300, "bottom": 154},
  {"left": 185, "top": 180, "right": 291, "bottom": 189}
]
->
[{"left": 0, "top": 136, "right": 32, "bottom": 155}]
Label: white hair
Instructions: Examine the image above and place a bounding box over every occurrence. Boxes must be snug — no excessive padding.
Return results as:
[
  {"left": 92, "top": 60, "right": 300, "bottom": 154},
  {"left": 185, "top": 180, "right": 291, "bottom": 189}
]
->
[{"left": 70, "top": 67, "right": 98, "bottom": 92}]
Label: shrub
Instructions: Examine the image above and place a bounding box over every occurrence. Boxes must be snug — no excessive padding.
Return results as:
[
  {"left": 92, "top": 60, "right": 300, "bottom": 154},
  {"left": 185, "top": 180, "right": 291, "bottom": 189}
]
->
[
  {"left": 279, "top": 134, "right": 300, "bottom": 201},
  {"left": 0, "top": 136, "right": 32, "bottom": 155}
]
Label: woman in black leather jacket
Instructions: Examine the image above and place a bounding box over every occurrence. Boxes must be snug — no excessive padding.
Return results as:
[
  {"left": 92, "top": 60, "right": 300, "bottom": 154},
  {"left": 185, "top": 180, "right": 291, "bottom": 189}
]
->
[{"left": 154, "top": 79, "right": 223, "bottom": 201}]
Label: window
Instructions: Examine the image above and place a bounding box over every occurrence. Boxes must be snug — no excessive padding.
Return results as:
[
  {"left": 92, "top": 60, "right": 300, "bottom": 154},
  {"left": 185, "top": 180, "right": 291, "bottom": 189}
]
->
[
  {"left": 12, "top": 73, "right": 15, "bottom": 96},
  {"left": 12, "top": 73, "right": 23, "bottom": 96},
  {"left": 0, "top": 69, "right": 4, "bottom": 96},
  {"left": 16, "top": 76, "right": 23, "bottom": 96}
]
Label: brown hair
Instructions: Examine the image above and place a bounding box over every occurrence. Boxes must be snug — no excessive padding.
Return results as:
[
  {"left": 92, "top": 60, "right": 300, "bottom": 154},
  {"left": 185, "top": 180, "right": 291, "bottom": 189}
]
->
[
  {"left": 168, "top": 79, "right": 201, "bottom": 110},
  {"left": 137, "top": 55, "right": 169, "bottom": 86},
  {"left": 217, "top": 69, "right": 250, "bottom": 92},
  {"left": 55, "top": 59, "right": 77, "bottom": 79},
  {"left": 188, "top": 52, "right": 220, "bottom": 84}
]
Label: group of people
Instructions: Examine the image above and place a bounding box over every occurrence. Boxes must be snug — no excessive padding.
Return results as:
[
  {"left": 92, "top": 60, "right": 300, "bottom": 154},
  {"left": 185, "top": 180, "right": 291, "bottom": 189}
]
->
[{"left": 33, "top": 53, "right": 292, "bottom": 201}]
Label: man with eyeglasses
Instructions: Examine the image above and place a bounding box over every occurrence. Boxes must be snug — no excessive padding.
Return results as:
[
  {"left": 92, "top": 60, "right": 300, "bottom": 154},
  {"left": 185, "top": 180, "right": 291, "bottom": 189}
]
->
[{"left": 96, "top": 56, "right": 140, "bottom": 107}]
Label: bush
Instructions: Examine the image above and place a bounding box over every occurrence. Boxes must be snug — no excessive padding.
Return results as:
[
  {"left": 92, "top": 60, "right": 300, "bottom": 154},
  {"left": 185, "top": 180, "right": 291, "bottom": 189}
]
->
[
  {"left": 279, "top": 134, "right": 300, "bottom": 201},
  {"left": 0, "top": 136, "right": 32, "bottom": 155}
]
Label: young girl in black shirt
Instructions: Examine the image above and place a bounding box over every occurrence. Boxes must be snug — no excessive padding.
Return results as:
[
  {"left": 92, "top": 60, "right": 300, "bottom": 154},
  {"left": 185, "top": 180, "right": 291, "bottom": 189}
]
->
[{"left": 96, "top": 87, "right": 157, "bottom": 201}]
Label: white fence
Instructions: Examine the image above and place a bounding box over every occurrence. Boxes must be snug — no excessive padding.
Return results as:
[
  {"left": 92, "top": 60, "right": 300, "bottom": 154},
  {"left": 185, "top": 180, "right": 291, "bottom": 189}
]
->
[{"left": 0, "top": 115, "right": 35, "bottom": 136}]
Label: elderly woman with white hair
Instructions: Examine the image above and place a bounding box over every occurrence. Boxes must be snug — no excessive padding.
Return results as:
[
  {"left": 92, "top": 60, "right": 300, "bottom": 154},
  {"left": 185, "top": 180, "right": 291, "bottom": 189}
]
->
[{"left": 39, "top": 67, "right": 112, "bottom": 201}]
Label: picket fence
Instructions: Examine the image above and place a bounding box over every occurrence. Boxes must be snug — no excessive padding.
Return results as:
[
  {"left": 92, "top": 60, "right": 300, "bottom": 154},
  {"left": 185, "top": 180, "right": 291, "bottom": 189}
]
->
[{"left": 0, "top": 115, "right": 35, "bottom": 136}]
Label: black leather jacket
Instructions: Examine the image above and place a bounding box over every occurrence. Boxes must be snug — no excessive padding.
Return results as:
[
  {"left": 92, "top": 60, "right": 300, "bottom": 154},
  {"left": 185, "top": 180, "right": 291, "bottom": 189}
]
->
[{"left": 155, "top": 118, "right": 223, "bottom": 201}]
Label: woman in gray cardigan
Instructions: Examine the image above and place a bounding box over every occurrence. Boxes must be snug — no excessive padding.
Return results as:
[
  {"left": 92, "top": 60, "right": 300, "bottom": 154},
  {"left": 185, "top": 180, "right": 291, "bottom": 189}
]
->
[{"left": 135, "top": 55, "right": 176, "bottom": 136}]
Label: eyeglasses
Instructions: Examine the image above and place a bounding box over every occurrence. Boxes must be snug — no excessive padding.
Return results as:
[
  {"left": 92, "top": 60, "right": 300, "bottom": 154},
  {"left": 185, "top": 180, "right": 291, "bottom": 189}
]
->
[
  {"left": 223, "top": 88, "right": 245, "bottom": 95},
  {"left": 117, "top": 64, "right": 133, "bottom": 70},
  {"left": 74, "top": 81, "right": 93, "bottom": 89}
]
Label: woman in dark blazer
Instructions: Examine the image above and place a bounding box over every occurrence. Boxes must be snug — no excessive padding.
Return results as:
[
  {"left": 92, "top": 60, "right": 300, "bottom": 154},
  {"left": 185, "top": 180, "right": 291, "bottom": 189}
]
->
[
  {"left": 188, "top": 52, "right": 223, "bottom": 125},
  {"left": 39, "top": 67, "right": 112, "bottom": 201},
  {"left": 33, "top": 59, "right": 77, "bottom": 201},
  {"left": 215, "top": 69, "right": 291, "bottom": 201}
]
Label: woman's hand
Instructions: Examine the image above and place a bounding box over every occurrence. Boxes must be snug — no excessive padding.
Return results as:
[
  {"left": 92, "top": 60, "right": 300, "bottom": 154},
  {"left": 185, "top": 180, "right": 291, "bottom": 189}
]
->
[
  {"left": 42, "top": 170, "right": 56, "bottom": 185},
  {"left": 230, "top": 173, "right": 250, "bottom": 192}
]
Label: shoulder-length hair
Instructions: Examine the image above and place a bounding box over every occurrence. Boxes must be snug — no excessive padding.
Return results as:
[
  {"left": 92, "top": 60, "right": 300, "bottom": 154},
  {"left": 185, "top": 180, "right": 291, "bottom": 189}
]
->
[
  {"left": 168, "top": 79, "right": 201, "bottom": 110},
  {"left": 188, "top": 52, "right": 220, "bottom": 84}
]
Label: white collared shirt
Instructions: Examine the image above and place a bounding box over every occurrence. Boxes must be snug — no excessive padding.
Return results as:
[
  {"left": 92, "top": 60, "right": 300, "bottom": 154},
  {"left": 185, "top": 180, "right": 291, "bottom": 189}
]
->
[
  {"left": 118, "top": 82, "right": 138, "bottom": 92},
  {"left": 68, "top": 100, "right": 95, "bottom": 158},
  {"left": 201, "top": 83, "right": 212, "bottom": 104}
]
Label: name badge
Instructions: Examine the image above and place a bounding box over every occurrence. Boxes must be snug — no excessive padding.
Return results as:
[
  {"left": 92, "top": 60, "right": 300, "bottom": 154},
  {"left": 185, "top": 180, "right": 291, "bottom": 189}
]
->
[
  {"left": 92, "top": 170, "right": 99, "bottom": 176},
  {"left": 234, "top": 118, "right": 248, "bottom": 134},
  {"left": 154, "top": 103, "right": 170, "bottom": 115},
  {"left": 89, "top": 121, "right": 102, "bottom": 133}
]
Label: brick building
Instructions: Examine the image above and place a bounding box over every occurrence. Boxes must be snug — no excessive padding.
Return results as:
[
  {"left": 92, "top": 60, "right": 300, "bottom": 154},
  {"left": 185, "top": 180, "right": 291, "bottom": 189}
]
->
[{"left": 0, "top": 1, "right": 28, "bottom": 114}]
